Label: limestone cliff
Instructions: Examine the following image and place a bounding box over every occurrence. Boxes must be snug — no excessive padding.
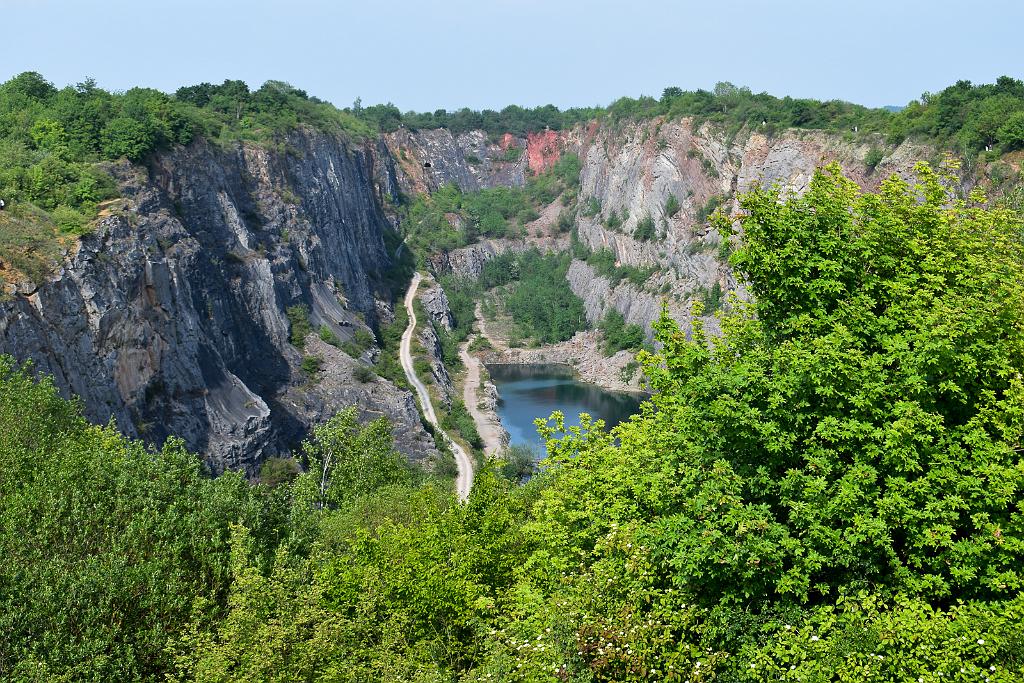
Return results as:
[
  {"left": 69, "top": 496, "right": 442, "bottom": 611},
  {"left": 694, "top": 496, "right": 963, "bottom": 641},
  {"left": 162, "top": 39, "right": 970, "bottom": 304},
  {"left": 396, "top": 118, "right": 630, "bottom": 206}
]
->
[
  {"left": 0, "top": 129, "right": 439, "bottom": 474},
  {"left": 398, "top": 117, "right": 945, "bottom": 343},
  {"left": 0, "top": 114, "right": 961, "bottom": 474}
]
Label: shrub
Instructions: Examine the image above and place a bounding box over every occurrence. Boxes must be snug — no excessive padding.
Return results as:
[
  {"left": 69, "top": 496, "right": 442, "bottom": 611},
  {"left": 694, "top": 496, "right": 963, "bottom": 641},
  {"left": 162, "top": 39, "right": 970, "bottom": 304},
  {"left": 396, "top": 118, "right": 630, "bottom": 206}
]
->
[
  {"left": 664, "top": 193, "right": 681, "bottom": 218},
  {"left": 864, "top": 146, "right": 885, "bottom": 172},
  {"left": 599, "top": 309, "right": 646, "bottom": 354},
  {"left": 633, "top": 214, "right": 656, "bottom": 241},
  {"left": 353, "top": 364, "right": 375, "bottom": 383},
  {"left": 582, "top": 196, "right": 601, "bottom": 217},
  {"left": 259, "top": 457, "right": 300, "bottom": 487},
  {"left": 286, "top": 305, "right": 312, "bottom": 349},
  {"left": 499, "top": 146, "right": 522, "bottom": 162},
  {"left": 499, "top": 444, "right": 537, "bottom": 481},
  {"left": 468, "top": 335, "right": 492, "bottom": 352},
  {"left": 318, "top": 325, "right": 340, "bottom": 347},
  {"left": 442, "top": 399, "right": 483, "bottom": 450},
  {"left": 604, "top": 209, "right": 622, "bottom": 230},
  {"left": 300, "top": 354, "right": 322, "bottom": 377}
]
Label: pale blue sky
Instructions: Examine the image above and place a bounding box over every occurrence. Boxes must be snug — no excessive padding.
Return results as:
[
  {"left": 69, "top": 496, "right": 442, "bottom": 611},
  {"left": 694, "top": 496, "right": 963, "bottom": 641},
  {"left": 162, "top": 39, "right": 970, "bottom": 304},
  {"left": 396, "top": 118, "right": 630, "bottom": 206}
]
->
[{"left": 2, "top": 0, "right": 1022, "bottom": 112}]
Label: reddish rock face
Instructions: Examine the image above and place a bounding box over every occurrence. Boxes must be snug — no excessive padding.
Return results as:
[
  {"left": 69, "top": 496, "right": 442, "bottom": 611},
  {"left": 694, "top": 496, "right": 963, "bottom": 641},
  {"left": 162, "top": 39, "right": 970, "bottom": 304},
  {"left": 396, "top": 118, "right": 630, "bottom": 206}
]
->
[
  {"left": 499, "top": 133, "right": 517, "bottom": 150},
  {"left": 526, "top": 129, "right": 561, "bottom": 175}
]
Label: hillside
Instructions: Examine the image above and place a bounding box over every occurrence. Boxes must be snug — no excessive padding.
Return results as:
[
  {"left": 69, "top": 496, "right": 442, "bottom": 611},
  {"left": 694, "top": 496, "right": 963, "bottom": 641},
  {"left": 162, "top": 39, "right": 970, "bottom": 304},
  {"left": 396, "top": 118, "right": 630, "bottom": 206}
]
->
[{"left": 1, "top": 159, "right": 1022, "bottom": 681}]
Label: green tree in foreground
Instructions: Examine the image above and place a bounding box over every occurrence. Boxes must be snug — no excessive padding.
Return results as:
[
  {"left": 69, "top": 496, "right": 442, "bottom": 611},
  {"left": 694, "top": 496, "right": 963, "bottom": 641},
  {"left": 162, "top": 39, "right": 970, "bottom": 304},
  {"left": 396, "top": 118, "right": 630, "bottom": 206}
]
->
[
  {"left": 521, "top": 162, "right": 1024, "bottom": 679},
  {"left": 0, "top": 357, "right": 287, "bottom": 682},
  {"left": 4, "top": 162, "right": 1024, "bottom": 682}
]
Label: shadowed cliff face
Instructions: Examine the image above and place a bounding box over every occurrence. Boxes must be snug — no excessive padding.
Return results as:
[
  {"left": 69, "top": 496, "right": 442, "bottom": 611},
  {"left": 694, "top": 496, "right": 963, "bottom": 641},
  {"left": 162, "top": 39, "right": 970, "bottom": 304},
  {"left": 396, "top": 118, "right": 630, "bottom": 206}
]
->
[{"left": 0, "top": 129, "right": 439, "bottom": 474}]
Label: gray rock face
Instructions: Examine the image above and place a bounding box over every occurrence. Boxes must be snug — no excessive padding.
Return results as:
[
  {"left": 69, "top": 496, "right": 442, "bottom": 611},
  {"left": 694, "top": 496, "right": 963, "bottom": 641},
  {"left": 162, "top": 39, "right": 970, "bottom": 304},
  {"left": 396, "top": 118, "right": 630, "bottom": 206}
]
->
[
  {"left": 420, "top": 284, "right": 454, "bottom": 331},
  {"left": 417, "top": 322, "right": 455, "bottom": 408},
  {"left": 555, "top": 118, "right": 943, "bottom": 341},
  {"left": 0, "top": 130, "right": 439, "bottom": 474},
  {"left": 383, "top": 128, "right": 527, "bottom": 195}
]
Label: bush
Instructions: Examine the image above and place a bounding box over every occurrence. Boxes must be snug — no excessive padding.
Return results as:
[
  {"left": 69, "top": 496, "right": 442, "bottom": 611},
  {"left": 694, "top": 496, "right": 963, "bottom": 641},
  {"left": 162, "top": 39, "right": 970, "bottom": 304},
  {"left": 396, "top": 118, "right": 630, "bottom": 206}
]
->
[
  {"left": 442, "top": 399, "right": 483, "bottom": 450},
  {"left": 697, "top": 194, "right": 726, "bottom": 223},
  {"left": 300, "top": 354, "right": 322, "bottom": 377},
  {"left": 286, "top": 305, "right": 312, "bottom": 349},
  {"left": 697, "top": 281, "right": 725, "bottom": 313},
  {"left": 259, "top": 457, "right": 300, "bottom": 487},
  {"left": 468, "top": 335, "right": 492, "bottom": 352},
  {"left": 633, "top": 213, "right": 656, "bottom": 241},
  {"left": 498, "top": 146, "right": 522, "bottom": 162},
  {"left": 499, "top": 444, "right": 537, "bottom": 481},
  {"left": 599, "top": 309, "right": 646, "bottom": 354},
  {"left": 664, "top": 193, "right": 681, "bottom": 218},
  {"left": 864, "top": 146, "right": 885, "bottom": 172},
  {"left": 353, "top": 364, "right": 375, "bottom": 383},
  {"left": 319, "top": 325, "right": 340, "bottom": 347}
]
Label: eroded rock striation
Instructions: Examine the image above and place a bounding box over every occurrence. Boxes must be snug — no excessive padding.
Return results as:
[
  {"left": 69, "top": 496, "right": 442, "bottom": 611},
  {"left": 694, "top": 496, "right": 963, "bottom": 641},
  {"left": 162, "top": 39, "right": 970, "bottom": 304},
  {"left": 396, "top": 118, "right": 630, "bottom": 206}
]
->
[{"left": 0, "top": 129, "right": 439, "bottom": 474}]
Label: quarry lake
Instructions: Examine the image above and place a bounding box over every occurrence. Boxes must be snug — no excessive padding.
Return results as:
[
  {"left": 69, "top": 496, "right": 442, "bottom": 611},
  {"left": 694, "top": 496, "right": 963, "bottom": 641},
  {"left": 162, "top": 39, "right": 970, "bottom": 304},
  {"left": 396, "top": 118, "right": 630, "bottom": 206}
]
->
[{"left": 487, "top": 364, "right": 645, "bottom": 456}]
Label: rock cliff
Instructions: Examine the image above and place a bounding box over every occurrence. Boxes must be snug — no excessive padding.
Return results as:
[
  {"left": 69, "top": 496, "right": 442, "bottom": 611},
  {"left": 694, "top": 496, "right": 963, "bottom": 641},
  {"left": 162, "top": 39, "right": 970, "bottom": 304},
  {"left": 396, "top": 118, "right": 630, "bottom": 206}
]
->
[
  {"left": 0, "top": 113, "right": 957, "bottom": 474},
  {"left": 0, "top": 129, "right": 439, "bottom": 474}
]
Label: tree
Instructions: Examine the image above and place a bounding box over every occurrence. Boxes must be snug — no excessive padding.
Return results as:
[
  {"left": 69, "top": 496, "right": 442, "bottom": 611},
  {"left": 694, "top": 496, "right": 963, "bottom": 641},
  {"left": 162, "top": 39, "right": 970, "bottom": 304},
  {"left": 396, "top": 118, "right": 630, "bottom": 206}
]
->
[
  {"left": 996, "top": 110, "right": 1024, "bottom": 152},
  {"left": 100, "top": 116, "right": 154, "bottom": 160},
  {"left": 292, "top": 407, "right": 413, "bottom": 512},
  {"left": 0, "top": 356, "right": 282, "bottom": 681}
]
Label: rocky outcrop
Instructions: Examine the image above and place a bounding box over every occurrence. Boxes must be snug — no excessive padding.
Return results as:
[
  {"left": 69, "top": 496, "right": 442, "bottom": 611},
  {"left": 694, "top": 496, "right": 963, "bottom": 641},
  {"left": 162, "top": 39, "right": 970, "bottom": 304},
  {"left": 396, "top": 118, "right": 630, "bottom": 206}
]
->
[
  {"left": 292, "top": 336, "right": 439, "bottom": 467},
  {"left": 417, "top": 322, "right": 455, "bottom": 407},
  {"left": 484, "top": 329, "right": 645, "bottom": 393},
  {"left": 420, "top": 283, "right": 454, "bottom": 331},
  {"left": 552, "top": 118, "right": 943, "bottom": 342},
  {"left": 0, "top": 129, "right": 439, "bottom": 474},
  {"left": 382, "top": 128, "right": 528, "bottom": 196}
]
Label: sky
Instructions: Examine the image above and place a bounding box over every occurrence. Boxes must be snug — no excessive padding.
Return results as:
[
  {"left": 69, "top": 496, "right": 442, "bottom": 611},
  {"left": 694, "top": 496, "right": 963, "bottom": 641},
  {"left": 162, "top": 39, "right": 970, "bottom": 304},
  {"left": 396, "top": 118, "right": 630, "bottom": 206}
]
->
[{"left": 2, "top": 0, "right": 1022, "bottom": 113}]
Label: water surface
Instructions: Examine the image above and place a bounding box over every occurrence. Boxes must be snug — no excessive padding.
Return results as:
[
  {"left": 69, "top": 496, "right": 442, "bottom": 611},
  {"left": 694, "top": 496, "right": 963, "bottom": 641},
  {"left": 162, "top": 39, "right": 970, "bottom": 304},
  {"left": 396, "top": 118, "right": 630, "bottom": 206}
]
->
[{"left": 487, "top": 363, "right": 644, "bottom": 457}]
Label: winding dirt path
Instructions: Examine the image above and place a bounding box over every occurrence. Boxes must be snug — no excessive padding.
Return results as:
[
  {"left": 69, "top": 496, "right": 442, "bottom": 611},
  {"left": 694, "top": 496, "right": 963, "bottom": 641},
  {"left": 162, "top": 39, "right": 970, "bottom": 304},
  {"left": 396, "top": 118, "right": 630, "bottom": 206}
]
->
[
  {"left": 459, "top": 331, "right": 506, "bottom": 458},
  {"left": 400, "top": 273, "right": 473, "bottom": 500}
]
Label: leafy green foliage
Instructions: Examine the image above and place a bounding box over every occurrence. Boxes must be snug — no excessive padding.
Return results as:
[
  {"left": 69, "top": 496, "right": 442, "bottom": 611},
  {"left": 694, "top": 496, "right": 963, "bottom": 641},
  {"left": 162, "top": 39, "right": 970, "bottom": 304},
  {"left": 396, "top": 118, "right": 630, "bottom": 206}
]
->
[
  {"left": 353, "top": 363, "right": 376, "bottom": 383},
  {"left": 442, "top": 399, "right": 483, "bottom": 451},
  {"left": 696, "top": 193, "right": 726, "bottom": 223},
  {"left": 696, "top": 281, "right": 724, "bottom": 313},
  {"left": 582, "top": 195, "right": 602, "bottom": 217},
  {"left": 400, "top": 154, "right": 581, "bottom": 256},
  {"left": 502, "top": 250, "right": 588, "bottom": 343},
  {"left": 890, "top": 76, "right": 1024, "bottom": 153},
  {"left": 340, "top": 327, "right": 375, "bottom": 358},
  {"left": 664, "top": 193, "right": 681, "bottom": 218},
  {"left": 318, "top": 325, "right": 340, "bottom": 347},
  {"left": 6, "top": 73, "right": 1024, "bottom": 683},
  {"left": 372, "top": 306, "right": 410, "bottom": 390},
  {"left": 578, "top": 241, "right": 657, "bottom": 287},
  {"left": 0, "top": 356, "right": 284, "bottom": 681},
  {"left": 300, "top": 354, "right": 322, "bottom": 377},
  {"left": 285, "top": 304, "right": 312, "bottom": 349},
  {"left": 291, "top": 406, "right": 413, "bottom": 513},
  {"left": 598, "top": 309, "right": 646, "bottom": 354},
  {"left": 633, "top": 213, "right": 657, "bottom": 240},
  {"left": 499, "top": 145, "right": 523, "bottom": 162},
  {"left": 498, "top": 444, "right": 538, "bottom": 481},
  {"left": 864, "top": 146, "right": 884, "bottom": 171}
]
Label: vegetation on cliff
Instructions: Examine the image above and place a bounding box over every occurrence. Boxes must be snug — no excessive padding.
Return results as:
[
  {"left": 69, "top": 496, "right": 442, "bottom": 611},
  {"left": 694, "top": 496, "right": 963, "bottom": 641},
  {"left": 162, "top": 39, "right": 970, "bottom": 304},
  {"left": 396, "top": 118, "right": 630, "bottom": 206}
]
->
[{"left": 3, "top": 163, "right": 1021, "bottom": 681}]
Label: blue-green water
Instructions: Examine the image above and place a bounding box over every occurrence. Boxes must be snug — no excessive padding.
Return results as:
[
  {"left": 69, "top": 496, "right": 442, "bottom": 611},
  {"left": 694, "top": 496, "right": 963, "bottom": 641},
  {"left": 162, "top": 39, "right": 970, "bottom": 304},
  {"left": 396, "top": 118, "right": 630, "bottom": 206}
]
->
[{"left": 487, "top": 363, "right": 645, "bottom": 457}]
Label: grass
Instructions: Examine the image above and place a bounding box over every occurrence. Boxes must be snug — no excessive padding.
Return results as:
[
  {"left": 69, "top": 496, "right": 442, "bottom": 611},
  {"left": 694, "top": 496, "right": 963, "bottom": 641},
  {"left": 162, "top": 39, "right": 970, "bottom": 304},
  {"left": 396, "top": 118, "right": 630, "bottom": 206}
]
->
[{"left": 0, "top": 206, "right": 75, "bottom": 287}]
